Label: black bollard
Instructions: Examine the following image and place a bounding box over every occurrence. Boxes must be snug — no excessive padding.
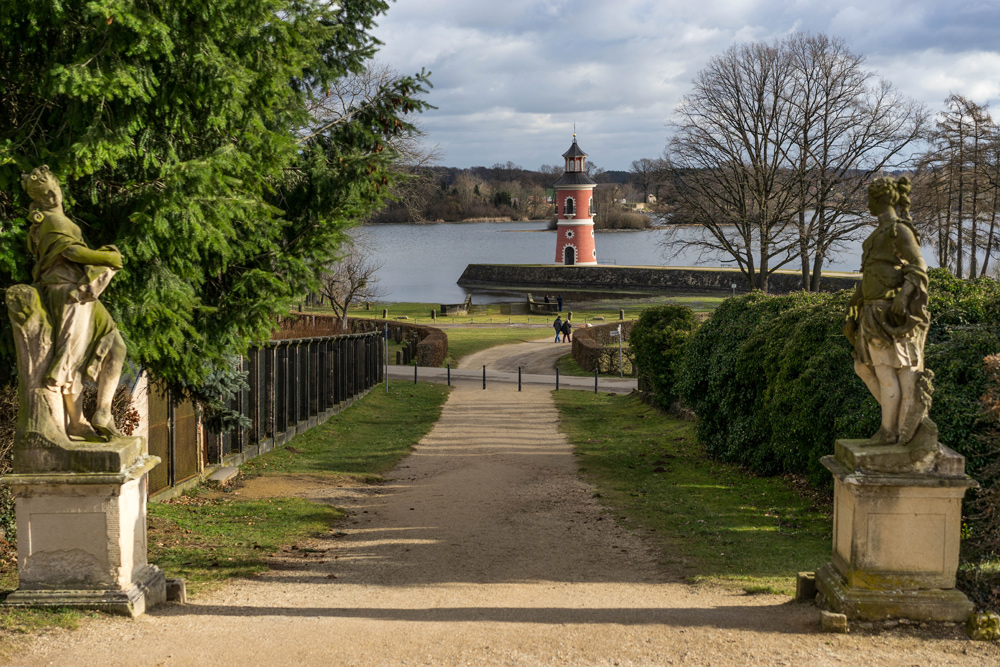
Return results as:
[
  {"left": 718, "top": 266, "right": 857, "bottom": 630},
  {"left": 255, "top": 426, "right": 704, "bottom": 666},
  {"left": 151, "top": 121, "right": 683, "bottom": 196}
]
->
[
  {"left": 414, "top": 362, "right": 418, "bottom": 384},
  {"left": 482, "top": 364, "right": 486, "bottom": 390},
  {"left": 447, "top": 363, "right": 451, "bottom": 386},
  {"left": 595, "top": 367, "right": 599, "bottom": 394},
  {"left": 556, "top": 367, "right": 559, "bottom": 391},
  {"left": 518, "top": 366, "right": 522, "bottom": 392}
]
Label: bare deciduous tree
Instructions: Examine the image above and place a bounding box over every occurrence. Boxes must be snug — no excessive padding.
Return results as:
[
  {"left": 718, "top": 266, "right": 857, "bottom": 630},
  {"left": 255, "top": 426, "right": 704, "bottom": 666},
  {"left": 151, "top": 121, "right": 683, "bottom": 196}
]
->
[
  {"left": 783, "top": 33, "right": 926, "bottom": 290},
  {"left": 317, "top": 233, "right": 385, "bottom": 328},
  {"left": 664, "top": 41, "right": 801, "bottom": 292},
  {"left": 663, "top": 34, "right": 925, "bottom": 292},
  {"left": 308, "top": 62, "right": 442, "bottom": 222},
  {"left": 913, "top": 95, "right": 999, "bottom": 279}
]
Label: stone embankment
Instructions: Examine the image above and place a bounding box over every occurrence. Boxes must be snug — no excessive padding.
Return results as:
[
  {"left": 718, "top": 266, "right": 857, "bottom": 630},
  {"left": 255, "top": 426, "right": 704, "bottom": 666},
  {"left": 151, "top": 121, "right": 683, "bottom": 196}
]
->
[{"left": 458, "top": 264, "right": 860, "bottom": 295}]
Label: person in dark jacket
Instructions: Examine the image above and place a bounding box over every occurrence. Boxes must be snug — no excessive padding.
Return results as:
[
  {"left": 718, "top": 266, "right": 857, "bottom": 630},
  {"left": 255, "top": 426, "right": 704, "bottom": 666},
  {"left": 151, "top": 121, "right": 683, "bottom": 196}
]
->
[
  {"left": 553, "top": 315, "right": 562, "bottom": 343},
  {"left": 557, "top": 295, "right": 563, "bottom": 311},
  {"left": 561, "top": 319, "right": 572, "bottom": 343}
]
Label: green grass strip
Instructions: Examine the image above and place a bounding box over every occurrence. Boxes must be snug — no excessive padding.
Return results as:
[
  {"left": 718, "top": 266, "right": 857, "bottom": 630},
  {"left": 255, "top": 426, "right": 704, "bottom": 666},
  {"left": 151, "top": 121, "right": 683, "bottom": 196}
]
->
[
  {"left": 554, "top": 390, "right": 832, "bottom": 595},
  {"left": 148, "top": 497, "right": 343, "bottom": 594},
  {"left": 241, "top": 381, "right": 450, "bottom": 476}
]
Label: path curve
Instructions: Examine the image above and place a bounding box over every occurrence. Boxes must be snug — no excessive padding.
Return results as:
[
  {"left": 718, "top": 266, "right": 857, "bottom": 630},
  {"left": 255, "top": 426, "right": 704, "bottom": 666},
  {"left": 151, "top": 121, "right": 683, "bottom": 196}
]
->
[
  {"left": 10, "top": 385, "right": 996, "bottom": 665},
  {"left": 458, "top": 336, "right": 569, "bottom": 373}
]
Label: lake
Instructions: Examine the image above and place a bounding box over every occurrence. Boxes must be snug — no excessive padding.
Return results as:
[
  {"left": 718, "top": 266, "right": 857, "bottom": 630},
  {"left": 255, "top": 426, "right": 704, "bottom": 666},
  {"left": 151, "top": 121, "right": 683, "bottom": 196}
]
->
[{"left": 359, "top": 221, "right": 944, "bottom": 304}]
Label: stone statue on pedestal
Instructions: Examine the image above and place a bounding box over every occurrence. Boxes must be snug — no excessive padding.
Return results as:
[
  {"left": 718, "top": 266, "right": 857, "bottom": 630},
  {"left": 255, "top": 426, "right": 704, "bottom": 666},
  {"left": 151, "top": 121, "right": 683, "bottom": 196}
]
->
[
  {"left": 813, "top": 177, "right": 977, "bottom": 624},
  {"left": 2, "top": 166, "right": 165, "bottom": 616},
  {"left": 843, "top": 176, "right": 934, "bottom": 447}
]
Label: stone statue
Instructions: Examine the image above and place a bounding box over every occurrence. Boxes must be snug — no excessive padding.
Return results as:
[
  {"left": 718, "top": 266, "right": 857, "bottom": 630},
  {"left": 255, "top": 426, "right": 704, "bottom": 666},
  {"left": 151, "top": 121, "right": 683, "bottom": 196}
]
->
[
  {"left": 843, "top": 176, "right": 934, "bottom": 447},
  {"left": 11, "top": 165, "right": 126, "bottom": 447},
  {"left": 1, "top": 168, "right": 166, "bottom": 617}
]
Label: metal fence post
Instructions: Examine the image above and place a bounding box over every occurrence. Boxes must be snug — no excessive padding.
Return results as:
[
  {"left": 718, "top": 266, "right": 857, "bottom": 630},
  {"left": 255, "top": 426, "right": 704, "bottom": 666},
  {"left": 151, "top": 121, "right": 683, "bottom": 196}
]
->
[
  {"left": 595, "top": 367, "right": 599, "bottom": 394},
  {"left": 556, "top": 367, "right": 559, "bottom": 391},
  {"left": 447, "top": 363, "right": 451, "bottom": 386},
  {"left": 414, "top": 361, "right": 418, "bottom": 384},
  {"left": 518, "top": 366, "right": 521, "bottom": 392},
  {"left": 482, "top": 364, "right": 486, "bottom": 390}
]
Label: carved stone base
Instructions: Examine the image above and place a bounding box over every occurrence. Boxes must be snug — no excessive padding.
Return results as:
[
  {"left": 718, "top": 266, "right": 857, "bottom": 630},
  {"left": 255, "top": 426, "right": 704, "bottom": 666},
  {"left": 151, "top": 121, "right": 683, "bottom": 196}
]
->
[
  {"left": 15, "top": 431, "right": 144, "bottom": 475},
  {"left": 2, "top": 564, "right": 166, "bottom": 618},
  {"left": 815, "top": 439, "right": 977, "bottom": 622},
  {"left": 1, "top": 453, "right": 165, "bottom": 617},
  {"left": 816, "top": 563, "right": 973, "bottom": 622}
]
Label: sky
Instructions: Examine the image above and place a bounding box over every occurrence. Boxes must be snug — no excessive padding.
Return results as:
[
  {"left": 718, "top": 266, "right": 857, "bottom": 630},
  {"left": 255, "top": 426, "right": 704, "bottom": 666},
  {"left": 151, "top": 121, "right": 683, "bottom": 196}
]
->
[{"left": 371, "top": 0, "right": 1000, "bottom": 172}]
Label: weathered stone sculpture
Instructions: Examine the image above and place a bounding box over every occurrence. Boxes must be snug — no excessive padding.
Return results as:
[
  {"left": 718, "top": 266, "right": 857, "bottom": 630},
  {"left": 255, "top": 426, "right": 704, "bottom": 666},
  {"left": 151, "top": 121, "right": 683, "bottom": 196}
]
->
[
  {"left": 815, "top": 177, "right": 976, "bottom": 624},
  {"left": 2, "top": 166, "right": 165, "bottom": 616},
  {"left": 19, "top": 165, "right": 125, "bottom": 438},
  {"left": 843, "top": 176, "right": 933, "bottom": 448}
]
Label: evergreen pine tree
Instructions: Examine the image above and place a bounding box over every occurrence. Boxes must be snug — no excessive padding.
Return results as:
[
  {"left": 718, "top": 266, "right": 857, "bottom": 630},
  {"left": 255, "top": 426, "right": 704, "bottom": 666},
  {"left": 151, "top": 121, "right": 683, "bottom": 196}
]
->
[{"left": 0, "top": 0, "right": 431, "bottom": 405}]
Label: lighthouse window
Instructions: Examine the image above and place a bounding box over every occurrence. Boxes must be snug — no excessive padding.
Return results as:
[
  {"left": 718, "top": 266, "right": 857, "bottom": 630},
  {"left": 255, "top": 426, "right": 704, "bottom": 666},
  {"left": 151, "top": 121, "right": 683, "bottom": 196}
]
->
[
  {"left": 565, "top": 229, "right": 574, "bottom": 239},
  {"left": 589, "top": 197, "right": 594, "bottom": 216},
  {"left": 592, "top": 249, "right": 597, "bottom": 258},
  {"left": 564, "top": 197, "right": 575, "bottom": 215}
]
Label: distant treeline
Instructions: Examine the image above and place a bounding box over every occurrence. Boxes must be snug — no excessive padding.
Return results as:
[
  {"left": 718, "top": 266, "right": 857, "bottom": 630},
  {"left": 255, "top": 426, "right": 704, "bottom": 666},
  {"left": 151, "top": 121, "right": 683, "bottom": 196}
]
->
[{"left": 372, "top": 160, "right": 659, "bottom": 229}]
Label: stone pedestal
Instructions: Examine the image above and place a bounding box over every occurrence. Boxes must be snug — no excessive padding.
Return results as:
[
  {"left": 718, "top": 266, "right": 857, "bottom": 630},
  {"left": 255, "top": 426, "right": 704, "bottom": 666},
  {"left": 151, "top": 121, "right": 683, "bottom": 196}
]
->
[
  {"left": 815, "top": 437, "right": 976, "bottom": 622},
  {"left": 2, "top": 454, "right": 166, "bottom": 617}
]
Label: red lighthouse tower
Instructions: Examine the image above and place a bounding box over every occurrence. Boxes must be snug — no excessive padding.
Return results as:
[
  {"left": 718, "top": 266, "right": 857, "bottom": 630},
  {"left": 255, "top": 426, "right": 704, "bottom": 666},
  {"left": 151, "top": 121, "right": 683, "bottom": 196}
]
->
[{"left": 553, "top": 134, "right": 597, "bottom": 265}]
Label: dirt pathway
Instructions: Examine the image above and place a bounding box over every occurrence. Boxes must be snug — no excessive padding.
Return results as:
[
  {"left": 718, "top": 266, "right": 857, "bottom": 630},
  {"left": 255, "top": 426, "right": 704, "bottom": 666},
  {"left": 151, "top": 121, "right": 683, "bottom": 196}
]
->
[
  {"left": 9, "top": 384, "right": 998, "bottom": 666},
  {"left": 458, "top": 336, "right": 568, "bottom": 373}
]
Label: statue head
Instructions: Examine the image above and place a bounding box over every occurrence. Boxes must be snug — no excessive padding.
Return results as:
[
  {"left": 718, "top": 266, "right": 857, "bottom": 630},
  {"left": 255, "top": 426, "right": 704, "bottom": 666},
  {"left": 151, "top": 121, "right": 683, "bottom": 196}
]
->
[
  {"left": 867, "top": 176, "right": 901, "bottom": 217},
  {"left": 20, "top": 165, "right": 62, "bottom": 211}
]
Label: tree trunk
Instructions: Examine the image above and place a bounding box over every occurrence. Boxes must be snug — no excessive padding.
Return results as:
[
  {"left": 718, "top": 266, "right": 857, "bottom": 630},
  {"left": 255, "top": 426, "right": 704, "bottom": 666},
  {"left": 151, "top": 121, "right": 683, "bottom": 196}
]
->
[{"left": 982, "top": 183, "right": 998, "bottom": 277}]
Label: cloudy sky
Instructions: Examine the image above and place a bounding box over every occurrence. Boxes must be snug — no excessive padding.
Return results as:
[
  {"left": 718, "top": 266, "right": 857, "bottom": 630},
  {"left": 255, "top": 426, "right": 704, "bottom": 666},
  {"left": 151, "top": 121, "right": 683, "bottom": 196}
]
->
[{"left": 371, "top": 0, "right": 1000, "bottom": 172}]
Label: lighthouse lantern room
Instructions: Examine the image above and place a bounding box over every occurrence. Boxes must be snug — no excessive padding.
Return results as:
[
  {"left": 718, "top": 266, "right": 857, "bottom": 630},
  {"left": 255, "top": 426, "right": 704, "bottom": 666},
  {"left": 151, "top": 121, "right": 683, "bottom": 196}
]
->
[{"left": 553, "top": 134, "right": 597, "bottom": 265}]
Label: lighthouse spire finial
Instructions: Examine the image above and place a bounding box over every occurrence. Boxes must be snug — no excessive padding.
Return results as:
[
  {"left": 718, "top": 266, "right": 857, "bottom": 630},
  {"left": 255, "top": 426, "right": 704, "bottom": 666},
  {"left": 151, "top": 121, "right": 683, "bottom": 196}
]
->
[{"left": 573, "top": 122, "right": 576, "bottom": 140}]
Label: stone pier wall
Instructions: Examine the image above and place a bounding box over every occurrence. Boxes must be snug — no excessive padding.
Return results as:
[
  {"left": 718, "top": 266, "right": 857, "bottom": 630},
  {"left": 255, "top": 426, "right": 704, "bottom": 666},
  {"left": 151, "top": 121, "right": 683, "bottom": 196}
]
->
[{"left": 457, "top": 264, "right": 860, "bottom": 295}]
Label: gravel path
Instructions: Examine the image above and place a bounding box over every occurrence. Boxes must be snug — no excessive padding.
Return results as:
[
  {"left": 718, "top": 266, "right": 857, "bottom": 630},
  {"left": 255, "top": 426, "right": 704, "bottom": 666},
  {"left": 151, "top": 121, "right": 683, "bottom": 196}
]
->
[
  {"left": 459, "top": 336, "right": 571, "bottom": 373},
  {"left": 8, "top": 375, "right": 998, "bottom": 664}
]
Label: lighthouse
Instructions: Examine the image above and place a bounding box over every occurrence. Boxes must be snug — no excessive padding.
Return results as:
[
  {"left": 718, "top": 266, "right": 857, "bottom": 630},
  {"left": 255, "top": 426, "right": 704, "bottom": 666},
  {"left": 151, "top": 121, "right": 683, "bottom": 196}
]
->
[{"left": 553, "top": 134, "right": 597, "bottom": 265}]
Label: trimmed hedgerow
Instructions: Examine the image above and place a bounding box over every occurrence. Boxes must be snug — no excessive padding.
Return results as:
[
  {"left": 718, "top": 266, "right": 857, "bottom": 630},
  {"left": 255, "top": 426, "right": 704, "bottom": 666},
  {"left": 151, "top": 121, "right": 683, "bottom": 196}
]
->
[
  {"left": 629, "top": 305, "right": 698, "bottom": 409},
  {"left": 674, "top": 270, "right": 1000, "bottom": 486}
]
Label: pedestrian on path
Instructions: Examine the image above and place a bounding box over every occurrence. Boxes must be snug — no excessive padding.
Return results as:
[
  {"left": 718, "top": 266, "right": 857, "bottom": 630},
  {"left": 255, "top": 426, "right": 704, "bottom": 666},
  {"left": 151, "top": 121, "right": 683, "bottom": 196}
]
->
[
  {"left": 561, "top": 319, "right": 572, "bottom": 343},
  {"left": 553, "top": 315, "right": 562, "bottom": 343}
]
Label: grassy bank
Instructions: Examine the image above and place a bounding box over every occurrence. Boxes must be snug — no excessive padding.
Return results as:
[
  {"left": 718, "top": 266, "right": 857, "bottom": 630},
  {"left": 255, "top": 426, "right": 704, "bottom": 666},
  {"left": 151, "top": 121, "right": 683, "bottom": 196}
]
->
[
  {"left": 148, "top": 380, "right": 450, "bottom": 595},
  {"left": 554, "top": 390, "right": 831, "bottom": 595}
]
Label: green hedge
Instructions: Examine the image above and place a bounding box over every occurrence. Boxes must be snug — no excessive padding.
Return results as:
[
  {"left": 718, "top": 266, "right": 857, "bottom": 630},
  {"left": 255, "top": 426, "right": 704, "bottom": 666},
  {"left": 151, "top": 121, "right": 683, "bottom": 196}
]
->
[
  {"left": 629, "top": 305, "right": 698, "bottom": 409},
  {"left": 674, "top": 269, "right": 1000, "bottom": 485}
]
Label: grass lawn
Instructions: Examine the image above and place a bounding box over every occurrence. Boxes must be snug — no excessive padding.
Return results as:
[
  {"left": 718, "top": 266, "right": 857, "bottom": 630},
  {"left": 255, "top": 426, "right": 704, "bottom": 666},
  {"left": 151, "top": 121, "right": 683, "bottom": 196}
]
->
[
  {"left": 329, "top": 292, "right": 725, "bottom": 327},
  {"left": 554, "top": 390, "right": 831, "bottom": 595},
  {"left": 147, "top": 381, "right": 450, "bottom": 596}
]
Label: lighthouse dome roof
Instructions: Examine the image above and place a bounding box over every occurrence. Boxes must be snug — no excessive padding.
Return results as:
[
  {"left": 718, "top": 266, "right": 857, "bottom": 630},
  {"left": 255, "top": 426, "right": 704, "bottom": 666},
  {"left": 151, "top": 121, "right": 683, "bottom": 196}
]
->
[{"left": 562, "top": 139, "right": 587, "bottom": 158}]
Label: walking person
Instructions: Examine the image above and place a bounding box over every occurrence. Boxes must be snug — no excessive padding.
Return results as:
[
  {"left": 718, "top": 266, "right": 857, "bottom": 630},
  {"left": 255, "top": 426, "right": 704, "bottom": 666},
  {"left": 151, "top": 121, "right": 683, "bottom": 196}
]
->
[
  {"left": 562, "top": 318, "right": 572, "bottom": 343},
  {"left": 553, "top": 315, "right": 562, "bottom": 343}
]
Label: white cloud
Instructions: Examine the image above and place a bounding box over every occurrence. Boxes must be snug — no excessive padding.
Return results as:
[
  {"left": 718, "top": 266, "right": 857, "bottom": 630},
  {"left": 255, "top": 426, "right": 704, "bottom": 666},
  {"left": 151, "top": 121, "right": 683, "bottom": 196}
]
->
[{"left": 372, "top": 0, "right": 1000, "bottom": 169}]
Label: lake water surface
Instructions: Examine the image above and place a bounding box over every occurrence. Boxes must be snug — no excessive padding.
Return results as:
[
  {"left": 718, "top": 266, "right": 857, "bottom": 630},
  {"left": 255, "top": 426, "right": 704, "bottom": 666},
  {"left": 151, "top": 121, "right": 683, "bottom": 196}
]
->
[{"left": 361, "top": 221, "right": 942, "bottom": 304}]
